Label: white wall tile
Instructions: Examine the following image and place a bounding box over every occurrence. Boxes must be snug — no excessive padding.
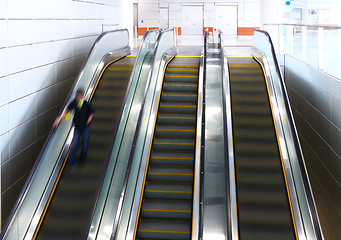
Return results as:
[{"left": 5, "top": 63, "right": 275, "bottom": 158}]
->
[
  {"left": 72, "top": 1, "right": 86, "bottom": 19},
  {"left": 34, "top": 0, "right": 57, "bottom": 19},
  {"left": 86, "top": 20, "right": 98, "bottom": 34},
  {"left": 0, "top": 20, "right": 8, "bottom": 48},
  {"left": 7, "top": 0, "right": 35, "bottom": 19},
  {"left": 73, "top": 37, "right": 92, "bottom": 57},
  {"left": 8, "top": 44, "right": 35, "bottom": 75},
  {"left": 73, "top": 54, "right": 87, "bottom": 72},
  {"left": 35, "top": 42, "right": 56, "bottom": 67},
  {"left": 72, "top": 20, "right": 87, "bottom": 38},
  {"left": 8, "top": 20, "right": 36, "bottom": 47},
  {"left": 0, "top": 48, "right": 8, "bottom": 77},
  {"left": 56, "top": 58, "right": 74, "bottom": 83},
  {"left": 35, "top": 86, "right": 57, "bottom": 116},
  {"left": 204, "top": 2, "right": 214, "bottom": 11},
  {"left": 55, "top": 20, "right": 73, "bottom": 41},
  {"left": 9, "top": 118, "right": 36, "bottom": 158},
  {"left": 1, "top": 132, "right": 9, "bottom": 162},
  {"left": 35, "top": 64, "right": 56, "bottom": 90},
  {"left": 55, "top": 39, "right": 73, "bottom": 61},
  {"left": 138, "top": 19, "right": 160, "bottom": 27},
  {"left": 35, "top": 20, "right": 56, "bottom": 43},
  {"left": 169, "top": 11, "right": 181, "bottom": 21},
  {"left": 139, "top": 11, "right": 159, "bottom": 21},
  {"left": 0, "top": 76, "right": 9, "bottom": 106},
  {"left": 55, "top": 0, "right": 73, "bottom": 19},
  {"left": 85, "top": 3, "right": 98, "bottom": 19},
  {"left": 8, "top": 70, "right": 36, "bottom": 102},
  {"left": 139, "top": 3, "right": 159, "bottom": 12},
  {"left": 8, "top": 93, "right": 35, "bottom": 130},
  {"left": 0, "top": 104, "right": 8, "bottom": 135},
  {"left": 97, "top": 4, "right": 106, "bottom": 19},
  {"left": 169, "top": 3, "right": 181, "bottom": 12},
  {"left": 0, "top": 0, "right": 8, "bottom": 18},
  {"left": 169, "top": 19, "right": 181, "bottom": 27}
]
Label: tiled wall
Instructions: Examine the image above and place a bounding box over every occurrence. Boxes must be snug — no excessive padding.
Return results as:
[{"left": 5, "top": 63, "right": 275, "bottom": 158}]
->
[
  {"left": 284, "top": 55, "right": 341, "bottom": 240},
  {"left": 137, "top": 0, "right": 261, "bottom": 34},
  {"left": 0, "top": 0, "right": 122, "bottom": 227}
]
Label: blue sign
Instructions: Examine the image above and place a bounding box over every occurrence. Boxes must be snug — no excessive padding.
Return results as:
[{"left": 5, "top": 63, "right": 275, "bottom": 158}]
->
[{"left": 286, "top": 1, "right": 291, "bottom": 5}]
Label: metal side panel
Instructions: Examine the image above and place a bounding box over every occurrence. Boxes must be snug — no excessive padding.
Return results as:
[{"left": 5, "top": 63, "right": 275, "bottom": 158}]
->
[{"left": 202, "top": 42, "right": 228, "bottom": 240}]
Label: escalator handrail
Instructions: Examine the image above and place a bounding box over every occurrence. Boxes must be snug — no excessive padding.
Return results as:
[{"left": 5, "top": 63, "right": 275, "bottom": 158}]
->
[
  {"left": 253, "top": 29, "right": 324, "bottom": 240},
  {"left": 109, "top": 28, "right": 177, "bottom": 240},
  {"left": 197, "top": 28, "right": 209, "bottom": 240},
  {"left": 0, "top": 29, "right": 130, "bottom": 240},
  {"left": 217, "top": 29, "right": 238, "bottom": 240},
  {"left": 85, "top": 28, "right": 162, "bottom": 240}
]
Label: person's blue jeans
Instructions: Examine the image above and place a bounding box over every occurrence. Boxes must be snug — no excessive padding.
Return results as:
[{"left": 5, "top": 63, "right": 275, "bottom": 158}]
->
[{"left": 67, "top": 125, "right": 91, "bottom": 167}]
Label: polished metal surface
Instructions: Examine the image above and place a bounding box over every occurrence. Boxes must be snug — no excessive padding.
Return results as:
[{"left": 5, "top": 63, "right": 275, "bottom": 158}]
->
[
  {"left": 191, "top": 47, "right": 204, "bottom": 240},
  {"left": 86, "top": 29, "right": 177, "bottom": 240},
  {"left": 220, "top": 32, "right": 238, "bottom": 240},
  {"left": 122, "top": 30, "right": 177, "bottom": 240},
  {"left": 202, "top": 34, "right": 228, "bottom": 240},
  {"left": 88, "top": 29, "right": 162, "bottom": 240}
]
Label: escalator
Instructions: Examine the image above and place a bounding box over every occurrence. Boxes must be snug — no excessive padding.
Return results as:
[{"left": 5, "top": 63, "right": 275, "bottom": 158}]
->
[
  {"left": 228, "top": 57, "right": 297, "bottom": 240},
  {"left": 36, "top": 56, "right": 136, "bottom": 240},
  {"left": 135, "top": 56, "right": 199, "bottom": 240}
]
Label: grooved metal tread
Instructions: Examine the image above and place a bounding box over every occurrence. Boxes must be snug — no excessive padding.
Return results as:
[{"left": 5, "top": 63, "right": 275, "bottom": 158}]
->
[
  {"left": 228, "top": 57, "right": 296, "bottom": 240},
  {"left": 136, "top": 57, "right": 199, "bottom": 240}
]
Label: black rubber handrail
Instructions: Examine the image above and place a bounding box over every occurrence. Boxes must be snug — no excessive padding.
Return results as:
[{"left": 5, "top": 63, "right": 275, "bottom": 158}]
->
[
  {"left": 198, "top": 28, "right": 209, "bottom": 240},
  {"left": 254, "top": 29, "right": 324, "bottom": 240},
  {"left": 217, "top": 29, "right": 234, "bottom": 240}
]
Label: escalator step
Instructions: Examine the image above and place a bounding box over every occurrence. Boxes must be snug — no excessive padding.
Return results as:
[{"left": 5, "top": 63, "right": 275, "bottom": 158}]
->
[
  {"left": 229, "top": 57, "right": 296, "bottom": 240},
  {"left": 157, "top": 113, "right": 196, "bottom": 125},
  {"left": 137, "top": 56, "right": 198, "bottom": 240},
  {"left": 144, "top": 181, "right": 193, "bottom": 199},
  {"left": 150, "top": 151, "right": 194, "bottom": 166},
  {"left": 141, "top": 199, "right": 192, "bottom": 219},
  {"left": 154, "top": 126, "right": 196, "bottom": 138},
  {"left": 137, "top": 218, "right": 191, "bottom": 240},
  {"left": 147, "top": 165, "right": 193, "bottom": 182}
]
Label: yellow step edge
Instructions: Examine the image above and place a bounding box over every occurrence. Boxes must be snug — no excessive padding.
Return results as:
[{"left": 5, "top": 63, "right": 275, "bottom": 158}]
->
[
  {"left": 138, "top": 229, "right": 190, "bottom": 234},
  {"left": 146, "top": 190, "right": 192, "bottom": 193},
  {"left": 175, "top": 55, "right": 200, "bottom": 58},
  {"left": 154, "top": 142, "right": 194, "bottom": 145},
  {"left": 227, "top": 56, "right": 253, "bottom": 58},
  {"left": 162, "top": 94, "right": 197, "bottom": 97},
  {"left": 168, "top": 65, "right": 198, "bottom": 68},
  {"left": 167, "top": 69, "right": 198, "bottom": 72},
  {"left": 152, "top": 164, "right": 193, "bottom": 168},
  {"left": 164, "top": 75, "right": 198, "bottom": 78},
  {"left": 158, "top": 116, "right": 195, "bottom": 119},
  {"left": 160, "top": 105, "right": 196, "bottom": 108},
  {"left": 156, "top": 129, "right": 195, "bottom": 132},
  {"left": 164, "top": 84, "right": 197, "bottom": 87},
  {"left": 142, "top": 209, "right": 191, "bottom": 213},
  {"left": 151, "top": 156, "right": 193, "bottom": 160},
  {"left": 148, "top": 172, "right": 193, "bottom": 176},
  {"left": 108, "top": 64, "right": 134, "bottom": 67}
]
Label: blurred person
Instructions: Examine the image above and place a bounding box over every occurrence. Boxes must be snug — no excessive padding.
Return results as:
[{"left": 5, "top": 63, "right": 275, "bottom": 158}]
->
[{"left": 53, "top": 89, "right": 95, "bottom": 167}]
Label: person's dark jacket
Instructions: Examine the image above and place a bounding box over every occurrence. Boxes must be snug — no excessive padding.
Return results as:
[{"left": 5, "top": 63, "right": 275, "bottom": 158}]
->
[{"left": 67, "top": 100, "right": 95, "bottom": 131}]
